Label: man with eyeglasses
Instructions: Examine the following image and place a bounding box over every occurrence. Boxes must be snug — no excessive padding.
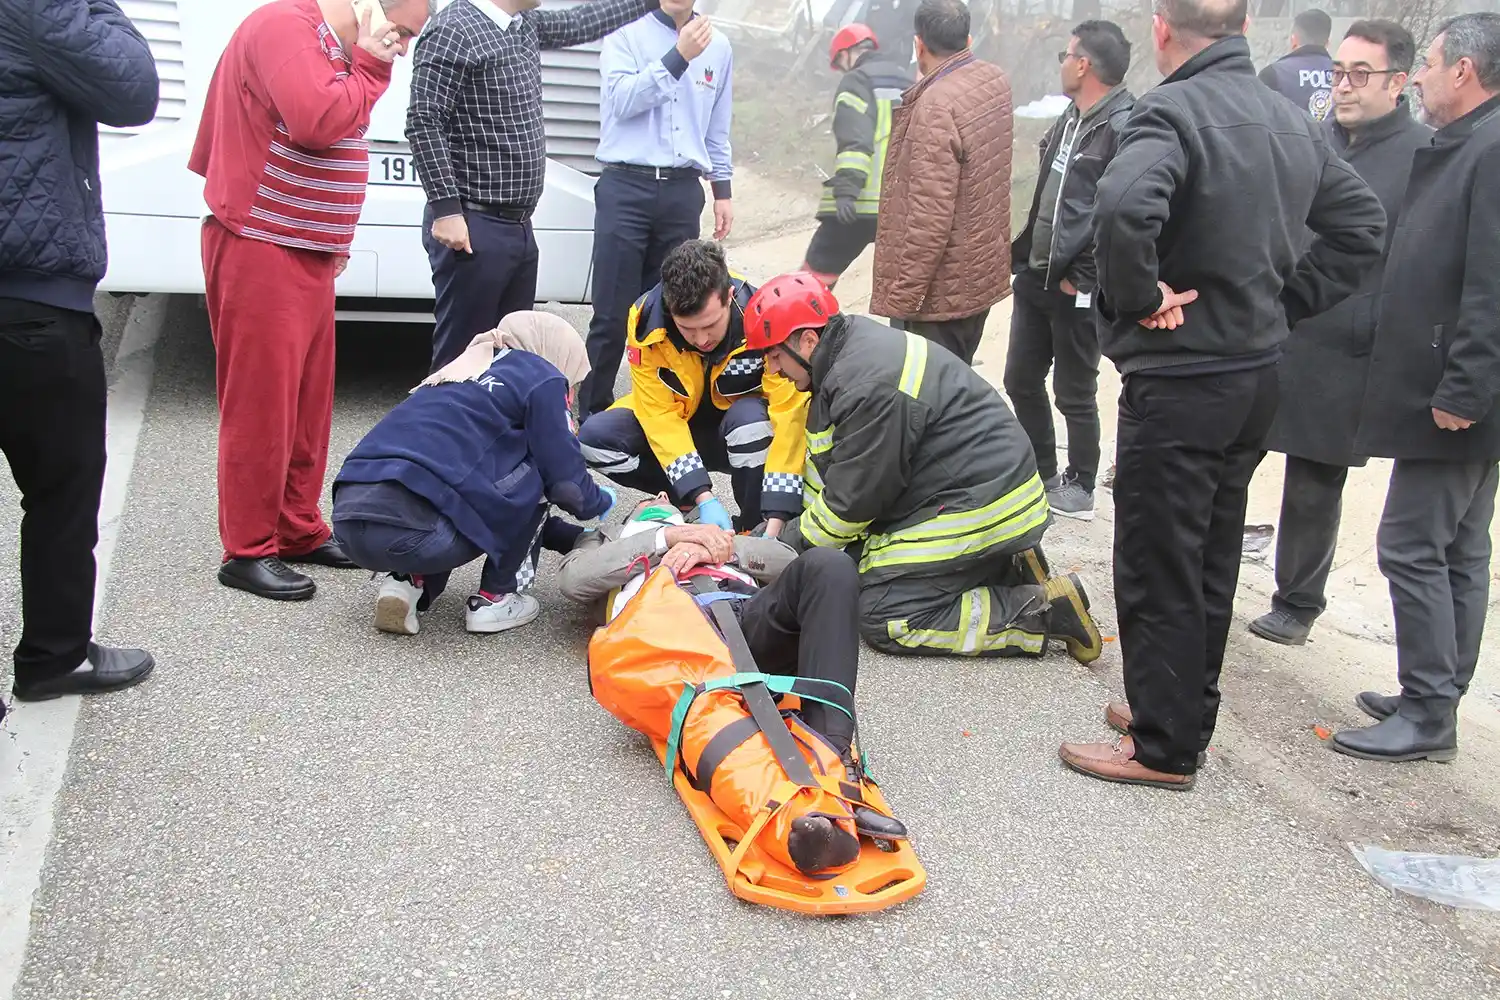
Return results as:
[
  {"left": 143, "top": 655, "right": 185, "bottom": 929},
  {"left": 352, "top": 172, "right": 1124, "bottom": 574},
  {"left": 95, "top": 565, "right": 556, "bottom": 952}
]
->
[
  {"left": 1334, "top": 12, "right": 1500, "bottom": 764},
  {"left": 1251, "top": 19, "right": 1431, "bottom": 649},
  {"left": 1007, "top": 20, "right": 1135, "bottom": 524}
]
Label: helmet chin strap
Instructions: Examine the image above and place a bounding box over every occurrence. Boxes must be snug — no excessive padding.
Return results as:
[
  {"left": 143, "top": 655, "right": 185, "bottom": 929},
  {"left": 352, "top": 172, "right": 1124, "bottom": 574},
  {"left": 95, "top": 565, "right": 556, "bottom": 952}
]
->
[{"left": 775, "top": 334, "right": 815, "bottom": 386}]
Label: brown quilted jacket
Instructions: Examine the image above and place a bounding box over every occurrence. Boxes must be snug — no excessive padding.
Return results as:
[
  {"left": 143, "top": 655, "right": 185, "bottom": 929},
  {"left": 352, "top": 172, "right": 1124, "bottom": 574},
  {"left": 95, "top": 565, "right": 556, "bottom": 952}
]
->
[{"left": 871, "top": 52, "right": 1014, "bottom": 322}]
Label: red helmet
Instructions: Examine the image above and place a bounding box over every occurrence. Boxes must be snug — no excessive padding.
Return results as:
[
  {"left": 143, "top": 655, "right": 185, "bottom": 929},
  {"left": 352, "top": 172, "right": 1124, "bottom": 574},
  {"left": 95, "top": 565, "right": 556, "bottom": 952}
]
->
[
  {"left": 829, "top": 24, "right": 878, "bottom": 69},
  {"left": 745, "top": 273, "right": 840, "bottom": 351}
]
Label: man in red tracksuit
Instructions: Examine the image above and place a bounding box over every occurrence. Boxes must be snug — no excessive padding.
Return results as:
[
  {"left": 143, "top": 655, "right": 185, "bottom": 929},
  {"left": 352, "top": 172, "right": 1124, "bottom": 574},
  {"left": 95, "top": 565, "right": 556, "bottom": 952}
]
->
[{"left": 190, "top": 0, "right": 430, "bottom": 601}]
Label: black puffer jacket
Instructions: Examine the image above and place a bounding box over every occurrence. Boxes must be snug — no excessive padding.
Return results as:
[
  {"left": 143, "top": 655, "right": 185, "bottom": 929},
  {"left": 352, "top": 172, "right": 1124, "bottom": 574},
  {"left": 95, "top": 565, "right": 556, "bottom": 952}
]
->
[
  {"left": 781, "top": 315, "right": 1048, "bottom": 584},
  {"left": 0, "top": 0, "right": 158, "bottom": 312}
]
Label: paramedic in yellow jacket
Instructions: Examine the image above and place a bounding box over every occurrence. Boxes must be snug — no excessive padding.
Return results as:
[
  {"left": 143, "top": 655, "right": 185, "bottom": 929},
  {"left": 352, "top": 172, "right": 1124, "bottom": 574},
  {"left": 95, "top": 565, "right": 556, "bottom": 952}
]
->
[{"left": 578, "top": 240, "right": 808, "bottom": 532}]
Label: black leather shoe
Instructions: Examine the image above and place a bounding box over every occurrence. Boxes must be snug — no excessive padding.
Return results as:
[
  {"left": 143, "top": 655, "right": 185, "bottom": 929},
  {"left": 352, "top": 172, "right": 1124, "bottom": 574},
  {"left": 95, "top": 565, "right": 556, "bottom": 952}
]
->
[
  {"left": 1330, "top": 712, "right": 1458, "bottom": 763},
  {"left": 282, "top": 539, "right": 359, "bottom": 569},
  {"left": 218, "top": 557, "right": 316, "bottom": 601},
  {"left": 1248, "top": 608, "right": 1312, "bottom": 646},
  {"left": 853, "top": 806, "right": 909, "bottom": 841},
  {"left": 786, "top": 814, "right": 861, "bottom": 875},
  {"left": 1355, "top": 691, "right": 1400, "bottom": 722},
  {"left": 13, "top": 643, "right": 155, "bottom": 702}
]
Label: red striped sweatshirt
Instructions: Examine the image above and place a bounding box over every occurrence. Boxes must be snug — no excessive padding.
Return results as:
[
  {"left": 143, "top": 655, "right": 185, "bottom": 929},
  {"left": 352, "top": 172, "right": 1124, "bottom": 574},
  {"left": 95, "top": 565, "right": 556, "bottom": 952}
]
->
[{"left": 189, "top": 0, "right": 392, "bottom": 254}]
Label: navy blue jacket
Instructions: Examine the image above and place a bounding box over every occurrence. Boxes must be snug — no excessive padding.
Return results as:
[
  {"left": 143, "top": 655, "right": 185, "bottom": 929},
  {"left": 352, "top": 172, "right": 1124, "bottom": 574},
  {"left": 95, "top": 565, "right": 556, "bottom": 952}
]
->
[
  {"left": 1258, "top": 45, "right": 1335, "bottom": 121},
  {"left": 335, "top": 350, "right": 611, "bottom": 561},
  {"left": 0, "top": 0, "right": 159, "bottom": 312}
]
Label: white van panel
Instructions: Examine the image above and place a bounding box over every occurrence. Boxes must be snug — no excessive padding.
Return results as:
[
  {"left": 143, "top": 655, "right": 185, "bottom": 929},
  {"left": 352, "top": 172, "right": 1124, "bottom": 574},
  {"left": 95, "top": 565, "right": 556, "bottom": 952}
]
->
[{"left": 99, "top": 0, "right": 604, "bottom": 303}]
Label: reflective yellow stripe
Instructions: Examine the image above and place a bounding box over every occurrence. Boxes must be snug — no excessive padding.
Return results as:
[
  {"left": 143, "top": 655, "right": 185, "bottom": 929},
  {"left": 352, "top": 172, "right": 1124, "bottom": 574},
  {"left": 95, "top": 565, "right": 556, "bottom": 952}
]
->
[
  {"left": 835, "top": 150, "right": 874, "bottom": 173},
  {"left": 807, "top": 425, "right": 835, "bottom": 455},
  {"left": 804, "top": 457, "right": 825, "bottom": 492},
  {"left": 886, "top": 590, "right": 1046, "bottom": 656},
  {"left": 897, "top": 333, "right": 928, "bottom": 399},
  {"left": 802, "top": 492, "right": 871, "bottom": 548},
  {"left": 835, "top": 91, "right": 869, "bottom": 114},
  {"left": 860, "top": 477, "right": 1050, "bottom": 572}
]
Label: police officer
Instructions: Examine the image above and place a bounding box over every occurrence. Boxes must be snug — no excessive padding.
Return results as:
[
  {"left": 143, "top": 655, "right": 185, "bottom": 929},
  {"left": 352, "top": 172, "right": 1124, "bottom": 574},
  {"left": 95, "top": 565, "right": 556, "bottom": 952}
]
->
[
  {"left": 578, "top": 241, "right": 808, "bottom": 534},
  {"left": 800, "top": 24, "right": 912, "bottom": 290},
  {"left": 1259, "top": 8, "right": 1337, "bottom": 120}
]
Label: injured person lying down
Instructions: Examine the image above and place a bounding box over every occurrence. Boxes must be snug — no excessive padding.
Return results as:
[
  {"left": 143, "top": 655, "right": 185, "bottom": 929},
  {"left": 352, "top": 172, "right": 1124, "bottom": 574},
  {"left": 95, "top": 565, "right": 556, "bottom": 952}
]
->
[{"left": 558, "top": 494, "right": 910, "bottom": 879}]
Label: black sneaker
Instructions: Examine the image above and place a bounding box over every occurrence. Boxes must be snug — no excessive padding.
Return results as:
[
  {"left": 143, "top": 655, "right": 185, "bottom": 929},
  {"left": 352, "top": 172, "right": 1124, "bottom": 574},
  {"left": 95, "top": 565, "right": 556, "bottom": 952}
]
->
[
  {"left": 1247, "top": 608, "right": 1312, "bottom": 646},
  {"left": 13, "top": 643, "right": 155, "bottom": 702},
  {"left": 218, "top": 557, "right": 316, "bottom": 601},
  {"left": 1044, "top": 573, "right": 1103, "bottom": 664}
]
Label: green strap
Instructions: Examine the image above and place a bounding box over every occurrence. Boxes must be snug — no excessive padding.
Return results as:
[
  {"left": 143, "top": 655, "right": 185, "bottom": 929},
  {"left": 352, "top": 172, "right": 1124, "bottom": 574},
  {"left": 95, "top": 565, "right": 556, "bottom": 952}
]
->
[{"left": 662, "top": 673, "right": 856, "bottom": 783}]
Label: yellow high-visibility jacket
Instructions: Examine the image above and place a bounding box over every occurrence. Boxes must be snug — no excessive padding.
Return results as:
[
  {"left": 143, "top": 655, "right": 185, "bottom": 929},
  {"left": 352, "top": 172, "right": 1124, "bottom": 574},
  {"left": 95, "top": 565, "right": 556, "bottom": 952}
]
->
[{"left": 613, "top": 275, "right": 809, "bottom": 518}]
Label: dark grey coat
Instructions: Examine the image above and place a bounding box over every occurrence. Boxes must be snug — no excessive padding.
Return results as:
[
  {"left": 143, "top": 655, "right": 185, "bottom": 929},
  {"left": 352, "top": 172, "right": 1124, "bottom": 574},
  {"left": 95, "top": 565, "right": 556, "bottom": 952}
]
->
[
  {"left": 1267, "top": 99, "right": 1431, "bottom": 467},
  {"left": 1355, "top": 94, "right": 1500, "bottom": 463}
]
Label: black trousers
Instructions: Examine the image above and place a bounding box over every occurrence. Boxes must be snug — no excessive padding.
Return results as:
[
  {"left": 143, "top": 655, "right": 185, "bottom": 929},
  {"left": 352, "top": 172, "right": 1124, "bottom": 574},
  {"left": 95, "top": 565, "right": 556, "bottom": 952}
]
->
[
  {"left": 1115, "top": 365, "right": 1278, "bottom": 774},
  {"left": 580, "top": 168, "right": 704, "bottom": 417},
  {"left": 577, "top": 399, "right": 770, "bottom": 528},
  {"left": 1003, "top": 274, "right": 1102, "bottom": 489},
  {"left": 740, "top": 547, "right": 862, "bottom": 752},
  {"left": 424, "top": 204, "right": 539, "bottom": 374},
  {"left": 894, "top": 308, "right": 990, "bottom": 365},
  {"left": 0, "top": 298, "right": 107, "bottom": 687},
  {"left": 1271, "top": 455, "right": 1349, "bottom": 622},
  {"left": 1377, "top": 459, "right": 1497, "bottom": 723}
]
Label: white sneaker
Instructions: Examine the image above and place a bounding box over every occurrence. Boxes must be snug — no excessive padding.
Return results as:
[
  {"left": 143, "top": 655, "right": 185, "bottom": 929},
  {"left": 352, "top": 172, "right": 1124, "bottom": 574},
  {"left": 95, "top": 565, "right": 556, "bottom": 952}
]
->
[
  {"left": 374, "top": 575, "right": 423, "bottom": 636},
  {"left": 465, "top": 592, "right": 540, "bottom": 634}
]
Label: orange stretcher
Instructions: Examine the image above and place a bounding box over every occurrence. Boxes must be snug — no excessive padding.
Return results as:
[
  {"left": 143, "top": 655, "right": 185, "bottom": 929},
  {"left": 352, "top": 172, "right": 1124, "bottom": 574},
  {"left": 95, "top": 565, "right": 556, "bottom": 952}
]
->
[{"left": 589, "top": 567, "right": 926, "bottom": 915}]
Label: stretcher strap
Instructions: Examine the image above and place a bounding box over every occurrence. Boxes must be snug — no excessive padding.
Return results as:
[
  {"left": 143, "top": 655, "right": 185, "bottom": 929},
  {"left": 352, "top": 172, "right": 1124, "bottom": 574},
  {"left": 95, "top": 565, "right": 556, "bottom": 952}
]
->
[
  {"left": 694, "top": 592, "right": 752, "bottom": 607},
  {"left": 691, "top": 577, "right": 819, "bottom": 790},
  {"left": 689, "top": 716, "right": 761, "bottom": 793}
]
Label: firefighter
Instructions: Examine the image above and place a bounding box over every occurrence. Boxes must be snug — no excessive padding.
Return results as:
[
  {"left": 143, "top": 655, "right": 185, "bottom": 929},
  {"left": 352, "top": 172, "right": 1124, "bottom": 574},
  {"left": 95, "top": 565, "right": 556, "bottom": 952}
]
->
[
  {"left": 800, "top": 24, "right": 913, "bottom": 290},
  {"left": 578, "top": 240, "right": 808, "bottom": 533},
  {"left": 745, "top": 273, "right": 1103, "bottom": 662}
]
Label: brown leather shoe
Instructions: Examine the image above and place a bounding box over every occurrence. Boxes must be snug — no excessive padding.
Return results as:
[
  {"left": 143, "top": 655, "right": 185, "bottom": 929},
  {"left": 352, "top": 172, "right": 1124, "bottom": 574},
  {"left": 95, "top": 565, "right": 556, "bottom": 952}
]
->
[
  {"left": 1058, "top": 735, "right": 1196, "bottom": 790},
  {"left": 1103, "top": 702, "right": 1209, "bottom": 768}
]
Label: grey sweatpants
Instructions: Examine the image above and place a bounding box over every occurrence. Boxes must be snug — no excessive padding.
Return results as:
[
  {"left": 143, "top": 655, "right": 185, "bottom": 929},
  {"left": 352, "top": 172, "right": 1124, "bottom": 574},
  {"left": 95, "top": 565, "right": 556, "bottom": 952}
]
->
[{"left": 1377, "top": 459, "right": 1498, "bottom": 721}]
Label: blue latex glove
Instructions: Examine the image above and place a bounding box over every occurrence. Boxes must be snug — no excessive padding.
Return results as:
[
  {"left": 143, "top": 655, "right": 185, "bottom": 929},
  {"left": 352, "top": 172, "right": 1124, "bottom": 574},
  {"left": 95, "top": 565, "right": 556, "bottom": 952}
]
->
[
  {"left": 598, "top": 485, "right": 618, "bottom": 520},
  {"left": 696, "top": 496, "right": 733, "bottom": 531}
]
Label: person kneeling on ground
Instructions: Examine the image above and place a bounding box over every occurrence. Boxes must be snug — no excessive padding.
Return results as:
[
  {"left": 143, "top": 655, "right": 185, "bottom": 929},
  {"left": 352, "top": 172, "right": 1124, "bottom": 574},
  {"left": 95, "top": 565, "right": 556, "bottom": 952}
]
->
[
  {"left": 558, "top": 494, "right": 906, "bottom": 873},
  {"left": 577, "top": 240, "right": 808, "bottom": 535},
  {"left": 332, "top": 312, "right": 615, "bottom": 636},
  {"left": 746, "top": 273, "right": 1103, "bottom": 663}
]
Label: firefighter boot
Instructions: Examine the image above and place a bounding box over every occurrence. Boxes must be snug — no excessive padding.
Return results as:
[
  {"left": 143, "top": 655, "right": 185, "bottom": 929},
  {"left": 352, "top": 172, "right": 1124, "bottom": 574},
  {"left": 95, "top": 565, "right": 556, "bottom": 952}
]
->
[{"left": 1044, "top": 573, "right": 1103, "bottom": 664}]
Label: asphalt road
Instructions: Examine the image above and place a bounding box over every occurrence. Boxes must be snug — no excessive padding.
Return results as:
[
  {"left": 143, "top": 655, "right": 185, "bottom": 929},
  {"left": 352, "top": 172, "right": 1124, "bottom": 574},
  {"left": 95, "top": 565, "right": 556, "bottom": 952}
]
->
[{"left": 1, "top": 296, "right": 1497, "bottom": 999}]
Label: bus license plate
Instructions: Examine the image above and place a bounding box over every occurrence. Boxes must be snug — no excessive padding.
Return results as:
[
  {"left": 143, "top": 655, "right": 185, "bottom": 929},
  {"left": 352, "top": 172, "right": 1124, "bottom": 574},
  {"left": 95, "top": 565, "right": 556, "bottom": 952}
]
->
[{"left": 370, "top": 153, "right": 420, "bottom": 187}]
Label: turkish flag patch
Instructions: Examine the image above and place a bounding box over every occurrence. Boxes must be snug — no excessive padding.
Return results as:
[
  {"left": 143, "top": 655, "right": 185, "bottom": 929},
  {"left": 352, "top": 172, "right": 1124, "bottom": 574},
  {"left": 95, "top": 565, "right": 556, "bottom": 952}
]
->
[{"left": 627, "top": 346, "right": 642, "bottom": 366}]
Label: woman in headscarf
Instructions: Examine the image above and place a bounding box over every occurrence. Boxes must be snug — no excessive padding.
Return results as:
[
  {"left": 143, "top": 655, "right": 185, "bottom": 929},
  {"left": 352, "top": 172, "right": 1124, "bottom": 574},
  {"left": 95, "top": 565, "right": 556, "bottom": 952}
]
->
[{"left": 333, "top": 312, "right": 616, "bottom": 637}]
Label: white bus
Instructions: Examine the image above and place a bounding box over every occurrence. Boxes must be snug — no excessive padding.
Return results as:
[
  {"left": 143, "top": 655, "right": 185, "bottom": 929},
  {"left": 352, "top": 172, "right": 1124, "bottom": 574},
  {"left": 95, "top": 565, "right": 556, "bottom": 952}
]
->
[{"left": 97, "top": 0, "right": 604, "bottom": 316}]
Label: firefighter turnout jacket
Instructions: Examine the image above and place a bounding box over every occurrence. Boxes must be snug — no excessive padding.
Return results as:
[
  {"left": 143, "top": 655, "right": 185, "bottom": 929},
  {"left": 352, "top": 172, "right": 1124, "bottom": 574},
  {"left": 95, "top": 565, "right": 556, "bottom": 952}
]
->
[
  {"left": 817, "top": 53, "right": 914, "bottom": 220},
  {"left": 616, "top": 275, "right": 810, "bottom": 518},
  {"left": 781, "top": 314, "right": 1050, "bottom": 580}
]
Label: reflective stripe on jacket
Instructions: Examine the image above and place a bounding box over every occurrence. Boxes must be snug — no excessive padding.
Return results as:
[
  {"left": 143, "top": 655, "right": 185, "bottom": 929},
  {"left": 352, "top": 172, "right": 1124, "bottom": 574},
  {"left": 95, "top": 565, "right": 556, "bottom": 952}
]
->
[
  {"left": 784, "top": 315, "right": 1048, "bottom": 582},
  {"left": 817, "top": 55, "right": 913, "bottom": 219},
  {"left": 614, "top": 274, "right": 809, "bottom": 515}
]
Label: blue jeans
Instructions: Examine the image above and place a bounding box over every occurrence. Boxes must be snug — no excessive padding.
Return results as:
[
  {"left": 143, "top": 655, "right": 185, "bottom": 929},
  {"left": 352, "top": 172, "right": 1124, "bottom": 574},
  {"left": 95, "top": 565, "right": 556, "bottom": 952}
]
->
[{"left": 332, "top": 481, "right": 547, "bottom": 604}]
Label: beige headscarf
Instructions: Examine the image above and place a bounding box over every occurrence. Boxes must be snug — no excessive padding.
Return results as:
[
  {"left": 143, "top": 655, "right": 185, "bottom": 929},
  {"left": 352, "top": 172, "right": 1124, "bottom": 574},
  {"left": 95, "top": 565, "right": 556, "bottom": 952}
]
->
[{"left": 413, "top": 311, "right": 592, "bottom": 393}]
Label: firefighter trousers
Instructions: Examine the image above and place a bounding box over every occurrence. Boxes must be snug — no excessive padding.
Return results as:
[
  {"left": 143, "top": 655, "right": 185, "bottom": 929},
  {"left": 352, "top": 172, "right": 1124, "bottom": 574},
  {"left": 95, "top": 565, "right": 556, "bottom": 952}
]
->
[{"left": 857, "top": 550, "right": 1050, "bottom": 657}]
